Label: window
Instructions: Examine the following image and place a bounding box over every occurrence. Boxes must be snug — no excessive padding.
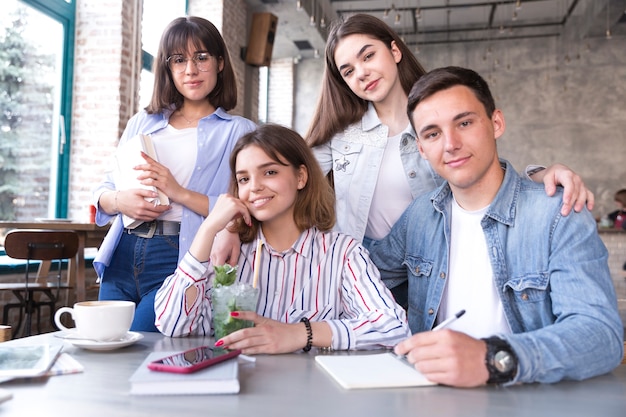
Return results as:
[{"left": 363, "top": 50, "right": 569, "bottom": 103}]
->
[
  {"left": 139, "top": 0, "right": 187, "bottom": 109},
  {"left": 0, "top": 0, "right": 74, "bottom": 220}
]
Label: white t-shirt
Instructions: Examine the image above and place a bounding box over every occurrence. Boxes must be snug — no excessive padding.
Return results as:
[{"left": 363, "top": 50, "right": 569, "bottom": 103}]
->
[
  {"left": 150, "top": 125, "right": 196, "bottom": 222},
  {"left": 365, "top": 127, "right": 413, "bottom": 241},
  {"left": 437, "top": 198, "right": 511, "bottom": 338}
]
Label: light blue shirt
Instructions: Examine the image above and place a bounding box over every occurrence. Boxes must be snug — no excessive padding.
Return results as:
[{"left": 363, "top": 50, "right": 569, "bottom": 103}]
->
[
  {"left": 368, "top": 159, "right": 624, "bottom": 384},
  {"left": 92, "top": 108, "right": 256, "bottom": 278}
]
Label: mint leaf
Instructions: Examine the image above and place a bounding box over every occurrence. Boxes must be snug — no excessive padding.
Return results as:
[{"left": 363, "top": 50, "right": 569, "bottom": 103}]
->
[{"left": 214, "top": 264, "right": 237, "bottom": 287}]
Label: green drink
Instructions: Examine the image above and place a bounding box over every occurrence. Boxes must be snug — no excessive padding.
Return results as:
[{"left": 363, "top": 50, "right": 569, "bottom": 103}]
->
[{"left": 211, "top": 264, "right": 259, "bottom": 340}]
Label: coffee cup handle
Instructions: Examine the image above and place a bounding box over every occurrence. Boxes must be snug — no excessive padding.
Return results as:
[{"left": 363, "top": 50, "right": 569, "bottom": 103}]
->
[{"left": 54, "top": 307, "right": 75, "bottom": 332}]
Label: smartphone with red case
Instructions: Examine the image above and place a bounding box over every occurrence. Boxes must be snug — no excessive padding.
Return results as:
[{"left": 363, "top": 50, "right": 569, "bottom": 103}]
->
[{"left": 147, "top": 346, "right": 241, "bottom": 374}]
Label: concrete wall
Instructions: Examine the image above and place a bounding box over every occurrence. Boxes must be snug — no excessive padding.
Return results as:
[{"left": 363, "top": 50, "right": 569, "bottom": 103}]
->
[{"left": 291, "top": 23, "right": 626, "bottom": 220}]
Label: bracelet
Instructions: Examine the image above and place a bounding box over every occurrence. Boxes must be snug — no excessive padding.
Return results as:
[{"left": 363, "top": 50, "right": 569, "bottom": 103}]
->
[{"left": 300, "top": 317, "right": 312, "bottom": 352}]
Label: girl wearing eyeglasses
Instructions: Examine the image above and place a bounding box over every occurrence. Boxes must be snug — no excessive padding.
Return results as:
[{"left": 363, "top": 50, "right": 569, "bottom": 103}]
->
[{"left": 92, "top": 16, "right": 255, "bottom": 332}]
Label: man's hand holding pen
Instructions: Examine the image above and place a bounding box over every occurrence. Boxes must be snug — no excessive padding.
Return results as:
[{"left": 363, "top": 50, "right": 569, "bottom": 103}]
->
[{"left": 393, "top": 310, "right": 492, "bottom": 387}]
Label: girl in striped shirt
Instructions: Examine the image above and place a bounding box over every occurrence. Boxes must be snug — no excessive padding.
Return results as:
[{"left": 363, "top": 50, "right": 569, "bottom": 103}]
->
[{"left": 155, "top": 124, "right": 410, "bottom": 354}]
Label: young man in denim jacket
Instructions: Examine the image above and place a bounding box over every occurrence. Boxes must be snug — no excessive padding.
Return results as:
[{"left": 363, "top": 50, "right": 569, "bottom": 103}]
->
[{"left": 368, "top": 66, "right": 623, "bottom": 387}]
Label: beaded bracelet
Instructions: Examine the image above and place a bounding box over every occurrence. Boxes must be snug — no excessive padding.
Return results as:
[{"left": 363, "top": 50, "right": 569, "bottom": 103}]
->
[{"left": 300, "top": 317, "right": 312, "bottom": 352}]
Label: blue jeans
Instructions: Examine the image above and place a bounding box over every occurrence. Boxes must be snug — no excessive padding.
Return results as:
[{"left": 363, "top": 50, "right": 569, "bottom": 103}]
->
[{"left": 99, "top": 232, "right": 179, "bottom": 332}]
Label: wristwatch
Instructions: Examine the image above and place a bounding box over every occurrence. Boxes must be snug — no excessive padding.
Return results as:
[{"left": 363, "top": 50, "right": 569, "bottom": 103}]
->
[{"left": 482, "top": 337, "right": 518, "bottom": 384}]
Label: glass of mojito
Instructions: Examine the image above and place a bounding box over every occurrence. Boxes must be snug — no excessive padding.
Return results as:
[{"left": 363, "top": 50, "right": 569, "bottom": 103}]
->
[{"left": 211, "top": 264, "right": 260, "bottom": 340}]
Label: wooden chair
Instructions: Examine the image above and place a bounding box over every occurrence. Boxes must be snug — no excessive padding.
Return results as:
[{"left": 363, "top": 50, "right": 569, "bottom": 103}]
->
[
  {"left": 0, "top": 325, "right": 11, "bottom": 342},
  {"left": 0, "top": 230, "right": 78, "bottom": 339}
]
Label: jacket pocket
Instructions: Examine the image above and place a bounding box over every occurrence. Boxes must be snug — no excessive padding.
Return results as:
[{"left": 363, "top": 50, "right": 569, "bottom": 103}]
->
[
  {"left": 504, "top": 273, "right": 549, "bottom": 302},
  {"left": 405, "top": 256, "right": 433, "bottom": 279}
]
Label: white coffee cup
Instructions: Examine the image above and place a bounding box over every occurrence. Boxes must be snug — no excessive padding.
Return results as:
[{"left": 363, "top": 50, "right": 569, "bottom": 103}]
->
[{"left": 54, "top": 300, "right": 135, "bottom": 341}]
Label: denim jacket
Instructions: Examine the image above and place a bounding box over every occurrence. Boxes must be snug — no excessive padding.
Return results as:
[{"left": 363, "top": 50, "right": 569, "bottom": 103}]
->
[
  {"left": 92, "top": 108, "right": 255, "bottom": 278},
  {"left": 369, "top": 159, "right": 624, "bottom": 384},
  {"left": 312, "top": 104, "right": 442, "bottom": 242}
]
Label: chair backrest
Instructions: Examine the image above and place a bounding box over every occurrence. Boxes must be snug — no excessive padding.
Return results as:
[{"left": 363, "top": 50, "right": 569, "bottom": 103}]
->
[{"left": 4, "top": 230, "right": 79, "bottom": 261}]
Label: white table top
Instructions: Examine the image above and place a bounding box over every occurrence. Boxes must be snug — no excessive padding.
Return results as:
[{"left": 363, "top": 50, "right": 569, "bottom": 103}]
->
[{"left": 1, "top": 331, "right": 625, "bottom": 417}]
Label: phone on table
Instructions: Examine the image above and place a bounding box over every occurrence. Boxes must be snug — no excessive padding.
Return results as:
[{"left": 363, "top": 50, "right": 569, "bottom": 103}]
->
[{"left": 147, "top": 346, "right": 241, "bottom": 374}]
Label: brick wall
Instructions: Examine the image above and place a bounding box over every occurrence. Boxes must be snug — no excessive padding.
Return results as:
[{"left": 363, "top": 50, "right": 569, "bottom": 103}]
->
[
  {"left": 69, "top": 0, "right": 137, "bottom": 222},
  {"left": 267, "top": 58, "right": 294, "bottom": 127},
  {"left": 68, "top": 0, "right": 256, "bottom": 222}
]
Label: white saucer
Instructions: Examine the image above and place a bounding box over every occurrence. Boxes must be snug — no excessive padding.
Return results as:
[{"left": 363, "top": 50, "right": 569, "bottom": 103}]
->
[
  {"left": 63, "top": 331, "right": 144, "bottom": 351},
  {"left": 0, "top": 388, "right": 12, "bottom": 404}
]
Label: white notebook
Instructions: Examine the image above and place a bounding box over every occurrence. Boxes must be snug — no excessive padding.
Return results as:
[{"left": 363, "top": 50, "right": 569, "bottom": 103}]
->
[
  {"left": 114, "top": 133, "right": 170, "bottom": 228},
  {"left": 315, "top": 352, "right": 436, "bottom": 389}
]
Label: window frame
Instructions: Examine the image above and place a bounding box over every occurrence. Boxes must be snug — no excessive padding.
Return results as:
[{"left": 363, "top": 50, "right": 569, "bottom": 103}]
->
[{"left": 21, "top": 0, "right": 75, "bottom": 218}]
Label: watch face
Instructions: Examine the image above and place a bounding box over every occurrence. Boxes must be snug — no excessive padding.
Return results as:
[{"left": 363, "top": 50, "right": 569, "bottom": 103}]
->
[{"left": 494, "top": 350, "right": 514, "bottom": 373}]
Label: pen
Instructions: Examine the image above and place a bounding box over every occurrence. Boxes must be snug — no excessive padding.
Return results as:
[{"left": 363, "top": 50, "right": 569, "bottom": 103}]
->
[
  {"left": 432, "top": 309, "right": 466, "bottom": 331},
  {"left": 393, "top": 309, "right": 466, "bottom": 361}
]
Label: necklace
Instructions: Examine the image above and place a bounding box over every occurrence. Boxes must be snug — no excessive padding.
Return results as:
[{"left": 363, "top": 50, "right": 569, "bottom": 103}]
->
[{"left": 178, "top": 110, "right": 203, "bottom": 125}]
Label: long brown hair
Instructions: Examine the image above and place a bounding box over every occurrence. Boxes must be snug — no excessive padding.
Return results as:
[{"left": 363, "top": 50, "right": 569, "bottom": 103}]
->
[
  {"left": 306, "top": 14, "right": 427, "bottom": 147},
  {"left": 145, "top": 16, "right": 237, "bottom": 114},
  {"left": 228, "top": 124, "right": 336, "bottom": 243}
]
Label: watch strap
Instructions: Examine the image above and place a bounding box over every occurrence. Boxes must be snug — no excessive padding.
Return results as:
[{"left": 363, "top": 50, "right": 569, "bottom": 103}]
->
[{"left": 482, "top": 336, "right": 518, "bottom": 385}]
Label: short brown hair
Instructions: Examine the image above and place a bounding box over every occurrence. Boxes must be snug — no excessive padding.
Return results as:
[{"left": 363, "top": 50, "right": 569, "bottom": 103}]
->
[
  {"left": 229, "top": 124, "right": 336, "bottom": 243},
  {"left": 407, "top": 66, "right": 496, "bottom": 134}
]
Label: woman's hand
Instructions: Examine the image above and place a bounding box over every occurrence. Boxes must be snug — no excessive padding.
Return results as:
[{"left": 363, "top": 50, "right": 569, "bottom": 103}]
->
[
  {"left": 214, "top": 311, "right": 307, "bottom": 355},
  {"left": 114, "top": 189, "right": 169, "bottom": 221},
  {"left": 135, "top": 152, "right": 184, "bottom": 202},
  {"left": 211, "top": 228, "right": 242, "bottom": 266},
  {"left": 532, "top": 163, "right": 594, "bottom": 216},
  {"left": 188, "top": 194, "right": 250, "bottom": 262}
]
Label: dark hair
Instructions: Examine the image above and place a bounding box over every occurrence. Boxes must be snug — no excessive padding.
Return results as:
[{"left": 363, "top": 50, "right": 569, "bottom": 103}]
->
[
  {"left": 615, "top": 189, "right": 626, "bottom": 206},
  {"left": 407, "top": 66, "right": 496, "bottom": 132},
  {"left": 306, "top": 14, "right": 427, "bottom": 147},
  {"left": 228, "top": 124, "right": 336, "bottom": 243},
  {"left": 146, "top": 16, "right": 237, "bottom": 113}
]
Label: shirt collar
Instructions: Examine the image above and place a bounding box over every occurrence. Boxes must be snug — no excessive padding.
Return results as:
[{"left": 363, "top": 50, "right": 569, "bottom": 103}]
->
[
  {"left": 256, "top": 227, "right": 317, "bottom": 258},
  {"left": 432, "top": 159, "right": 520, "bottom": 226}
]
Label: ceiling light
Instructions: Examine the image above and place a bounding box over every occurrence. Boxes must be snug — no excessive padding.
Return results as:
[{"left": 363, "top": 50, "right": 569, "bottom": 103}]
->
[
  {"left": 320, "top": 16, "right": 326, "bottom": 28},
  {"left": 515, "top": 0, "right": 522, "bottom": 11},
  {"left": 415, "top": 8, "right": 422, "bottom": 21},
  {"left": 394, "top": 13, "right": 401, "bottom": 25},
  {"left": 296, "top": 0, "right": 302, "bottom": 11}
]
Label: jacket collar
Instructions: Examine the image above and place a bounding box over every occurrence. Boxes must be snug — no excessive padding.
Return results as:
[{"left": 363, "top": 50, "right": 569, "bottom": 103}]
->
[{"left": 431, "top": 159, "right": 520, "bottom": 226}]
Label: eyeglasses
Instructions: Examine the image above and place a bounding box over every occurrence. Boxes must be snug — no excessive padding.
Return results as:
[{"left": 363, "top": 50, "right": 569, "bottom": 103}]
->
[{"left": 166, "top": 52, "right": 212, "bottom": 73}]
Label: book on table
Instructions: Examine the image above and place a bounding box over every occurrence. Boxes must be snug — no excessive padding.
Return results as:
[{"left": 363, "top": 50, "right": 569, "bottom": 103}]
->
[
  {"left": 315, "top": 352, "right": 436, "bottom": 389},
  {"left": 129, "top": 351, "right": 240, "bottom": 395},
  {"left": 114, "top": 133, "right": 170, "bottom": 229}
]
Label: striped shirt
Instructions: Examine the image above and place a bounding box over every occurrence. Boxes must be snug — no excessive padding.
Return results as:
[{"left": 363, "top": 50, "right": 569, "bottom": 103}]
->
[{"left": 155, "top": 227, "right": 410, "bottom": 350}]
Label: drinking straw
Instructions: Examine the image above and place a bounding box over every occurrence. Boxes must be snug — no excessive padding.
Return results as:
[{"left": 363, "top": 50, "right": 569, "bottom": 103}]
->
[{"left": 252, "top": 239, "right": 263, "bottom": 288}]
